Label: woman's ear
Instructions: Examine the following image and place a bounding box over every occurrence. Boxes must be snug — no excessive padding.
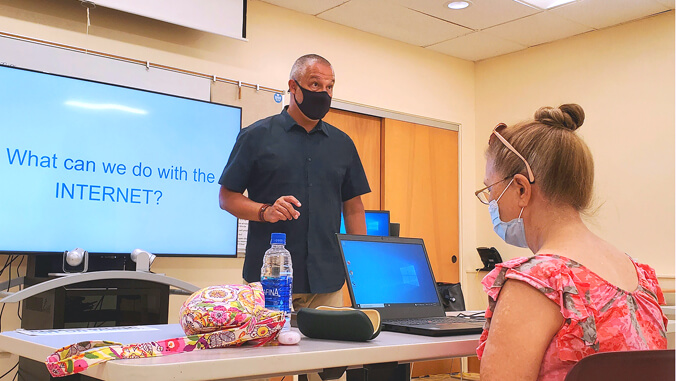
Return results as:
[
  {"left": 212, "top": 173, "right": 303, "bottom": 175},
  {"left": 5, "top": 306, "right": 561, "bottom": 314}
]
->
[{"left": 513, "top": 174, "right": 531, "bottom": 207}]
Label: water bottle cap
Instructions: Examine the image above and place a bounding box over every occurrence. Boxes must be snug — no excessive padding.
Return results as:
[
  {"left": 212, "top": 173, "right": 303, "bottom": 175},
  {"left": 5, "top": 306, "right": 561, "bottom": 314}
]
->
[{"left": 270, "top": 233, "right": 286, "bottom": 245}]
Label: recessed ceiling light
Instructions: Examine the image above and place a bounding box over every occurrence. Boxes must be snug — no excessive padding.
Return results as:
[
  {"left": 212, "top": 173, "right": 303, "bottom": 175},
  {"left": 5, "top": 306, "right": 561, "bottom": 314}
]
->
[
  {"left": 447, "top": 1, "right": 471, "bottom": 10},
  {"left": 516, "top": 0, "right": 577, "bottom": 9}
]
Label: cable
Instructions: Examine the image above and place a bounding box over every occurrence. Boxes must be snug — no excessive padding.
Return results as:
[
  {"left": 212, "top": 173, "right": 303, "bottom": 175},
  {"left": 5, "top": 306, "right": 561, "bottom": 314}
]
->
[
  {"left": 93, "top": 294, "right": 106, "bottom": 327},
  {"left": 0, "top": 255, "right": 21, "bottom": 275},
  {"left": 0, "top": 255, "right": 12, "bottom": 332},
  {"left": 14, "top": 256, "right": 23, "bottom": 279},
  {"left": 0, "top": 300, "right": 5, "bottom": 332},
  {"left": 0, "top": 256, "right": 12, "bottom": 277},
  {"left": 6, "top": 257, "right": 12, "bottom": 324},
  {"left": 15, "top": 282, "right": 21, "bottom": 321},
  {"left": 0, "top": 255, "right": 25, "bottom": 331},
  {"left": 0, "top": 255, "right": 22, "bottom": 381},
  {"left": 456, "top": 311, "right": 485, "bottom": 320},
  {"left": 0, "top": 362, "right": 17, "bottom": 379},
  {"left": 15, "top": 255, "right": 23, "bottom": 321}
]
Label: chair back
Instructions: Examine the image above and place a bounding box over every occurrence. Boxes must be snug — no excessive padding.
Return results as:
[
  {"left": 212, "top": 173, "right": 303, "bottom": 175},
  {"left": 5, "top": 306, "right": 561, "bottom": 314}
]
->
[{"left": 564, "top": 349, "right": 675, "bottom": 381}]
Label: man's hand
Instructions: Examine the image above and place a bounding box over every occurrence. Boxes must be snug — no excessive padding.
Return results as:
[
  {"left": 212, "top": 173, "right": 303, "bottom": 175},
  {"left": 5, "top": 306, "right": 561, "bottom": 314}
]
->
[{"left": 264, "top": 196, "right": 301, "bottom": 223}]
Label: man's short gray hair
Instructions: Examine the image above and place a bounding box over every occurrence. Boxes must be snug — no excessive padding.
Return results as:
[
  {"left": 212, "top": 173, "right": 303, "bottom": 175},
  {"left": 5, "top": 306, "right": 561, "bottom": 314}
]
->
[{"left": 289, "top": 54, "right": 332, "bottom": 81}]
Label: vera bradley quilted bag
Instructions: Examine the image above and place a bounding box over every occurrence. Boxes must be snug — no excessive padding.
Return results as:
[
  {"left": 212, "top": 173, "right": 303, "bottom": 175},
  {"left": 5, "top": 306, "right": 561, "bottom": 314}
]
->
[{"left": 45, "top": 283, "right": 285, "bottom": 377}]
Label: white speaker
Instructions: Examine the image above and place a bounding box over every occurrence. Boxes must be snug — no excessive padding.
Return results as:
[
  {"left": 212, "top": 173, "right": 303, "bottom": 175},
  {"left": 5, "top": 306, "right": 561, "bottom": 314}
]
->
[
  {"left": 130, "top": 248, "right": 156, "bottom": 272},
  {"left": 62, "top": 247, "right": 89, "bottom": 273}
]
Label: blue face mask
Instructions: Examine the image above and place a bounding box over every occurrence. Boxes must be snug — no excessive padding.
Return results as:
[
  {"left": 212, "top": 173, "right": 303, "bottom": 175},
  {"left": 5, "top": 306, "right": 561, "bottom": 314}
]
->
[{"left": 488, "top": 178, "right": 528, "bottom": 248}]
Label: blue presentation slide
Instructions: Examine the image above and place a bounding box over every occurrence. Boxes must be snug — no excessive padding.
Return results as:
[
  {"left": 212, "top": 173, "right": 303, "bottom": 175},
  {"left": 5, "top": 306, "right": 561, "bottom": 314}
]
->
[{"left": 0, "top": 66, "right": 240, "bottom": 256}]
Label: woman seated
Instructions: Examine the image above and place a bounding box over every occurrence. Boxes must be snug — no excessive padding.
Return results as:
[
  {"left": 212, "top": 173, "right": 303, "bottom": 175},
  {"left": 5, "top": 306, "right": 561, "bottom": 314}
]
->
[{"left": 475, "top": 104, "right": 667, "bottom": 381}]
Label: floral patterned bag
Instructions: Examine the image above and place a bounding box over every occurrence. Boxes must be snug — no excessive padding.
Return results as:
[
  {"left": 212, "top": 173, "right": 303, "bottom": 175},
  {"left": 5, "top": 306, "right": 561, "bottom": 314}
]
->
[{"left": 45, "top": 283, "right": 285, "bottom": 377}]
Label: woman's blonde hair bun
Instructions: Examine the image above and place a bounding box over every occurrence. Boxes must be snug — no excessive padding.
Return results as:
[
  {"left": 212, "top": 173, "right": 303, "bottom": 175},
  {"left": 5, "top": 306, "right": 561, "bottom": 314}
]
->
[
  {"left": 534, "top": 103, "right": 585, "bottom": 131},
  {"left": 486, "top": 103, "right": 594, "bottom": 212}
]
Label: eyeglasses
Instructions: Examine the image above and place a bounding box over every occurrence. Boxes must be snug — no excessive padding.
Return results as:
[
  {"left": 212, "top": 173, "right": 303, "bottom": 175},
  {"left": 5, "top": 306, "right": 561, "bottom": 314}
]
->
[
  {"left": 474, "top": 176, "right": 512, "bottom": 205},
  {"left": 489, "top": 123, "right": 535, "bottom": 184}
]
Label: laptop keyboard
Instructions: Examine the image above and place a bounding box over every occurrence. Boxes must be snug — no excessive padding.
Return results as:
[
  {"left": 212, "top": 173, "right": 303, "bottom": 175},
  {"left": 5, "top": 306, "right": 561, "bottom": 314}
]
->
[{"left": 387, "top": 316, "right": 485, "bottom": 326}]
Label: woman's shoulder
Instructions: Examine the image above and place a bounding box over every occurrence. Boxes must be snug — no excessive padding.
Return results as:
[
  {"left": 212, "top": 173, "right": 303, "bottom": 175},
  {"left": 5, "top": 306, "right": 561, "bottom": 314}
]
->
[
  {"left": 477, "top": 254, "right": 594, "bottom": 361},
  {"left": 482, "top": 254, "right": 598, "bottom": 318},
  {"left": 483, "top": 255, "right": 589, "bottom": 307},
  {"left": 481, "top": 254, "right": 579, "bottom": 290}
]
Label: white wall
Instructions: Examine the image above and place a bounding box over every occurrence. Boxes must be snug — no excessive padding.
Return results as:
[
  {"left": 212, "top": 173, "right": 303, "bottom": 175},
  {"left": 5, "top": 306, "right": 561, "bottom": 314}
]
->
[{"left": 467, "top": 11, "right": 675, "bottom": 309}]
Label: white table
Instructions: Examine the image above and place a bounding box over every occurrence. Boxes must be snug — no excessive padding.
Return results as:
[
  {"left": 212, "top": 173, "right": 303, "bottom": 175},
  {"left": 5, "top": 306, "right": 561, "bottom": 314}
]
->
[{"left": 0, "top": 324, "right": 480, "bottom": 380}]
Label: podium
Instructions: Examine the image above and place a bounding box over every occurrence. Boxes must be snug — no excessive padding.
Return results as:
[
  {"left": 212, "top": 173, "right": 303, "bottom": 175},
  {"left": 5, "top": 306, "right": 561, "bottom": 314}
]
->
[
  {"left": 0, "top": 254, "right": 199, "bottom": 380},
  {"left": 20, "top": 276, "right": 170, "bottom": 330}
]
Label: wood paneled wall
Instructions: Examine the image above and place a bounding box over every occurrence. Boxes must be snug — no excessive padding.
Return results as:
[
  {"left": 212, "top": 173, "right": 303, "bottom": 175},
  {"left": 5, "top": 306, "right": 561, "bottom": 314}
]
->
[
  {"left": 382, "top": 118, "right": 461, "bottom": 377},
  {"left": 324, "top": 109, "right": 462, "bottom": 378},
  {"left": 382, "top": 119, "right": 459, "bottom": 283},
  {"left": 324, "top": 109, "right": 383, "bottom": 307},
  {"left": 323, "top": 109, "right": 382, "bottom": 210}
]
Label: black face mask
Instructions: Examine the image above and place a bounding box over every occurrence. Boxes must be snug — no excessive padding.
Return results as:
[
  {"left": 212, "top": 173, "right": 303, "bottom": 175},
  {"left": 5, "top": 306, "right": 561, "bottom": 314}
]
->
[{"left": 293, "top": 80, "right": 332, "bottom": 120}]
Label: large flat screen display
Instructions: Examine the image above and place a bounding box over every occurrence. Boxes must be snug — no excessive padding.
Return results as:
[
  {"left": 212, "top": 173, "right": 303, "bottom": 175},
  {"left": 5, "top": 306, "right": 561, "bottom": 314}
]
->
[
  {"left": 0, "top": 65, "right": 240, "bottom": 257},
  {"left": 339, "top": 210, "right": 390, "bottom": 236}
]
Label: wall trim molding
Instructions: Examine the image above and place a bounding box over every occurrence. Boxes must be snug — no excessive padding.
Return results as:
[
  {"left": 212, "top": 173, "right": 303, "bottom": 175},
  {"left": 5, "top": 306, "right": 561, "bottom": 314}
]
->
[{"left": 332, "top": 98, "right": 460, "bottom": 132}]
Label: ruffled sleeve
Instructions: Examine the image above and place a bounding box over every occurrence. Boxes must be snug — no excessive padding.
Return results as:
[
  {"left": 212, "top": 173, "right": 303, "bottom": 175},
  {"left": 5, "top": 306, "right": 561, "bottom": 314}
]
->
[
  {"left": 476, "top": 255, "right": 599, "bottom": 362},
  {"left": 633, "top": 261, "right": 669, "bottom": 331},
  {"left": 635, "top": 262, "right": 666, "bottom": 305}
]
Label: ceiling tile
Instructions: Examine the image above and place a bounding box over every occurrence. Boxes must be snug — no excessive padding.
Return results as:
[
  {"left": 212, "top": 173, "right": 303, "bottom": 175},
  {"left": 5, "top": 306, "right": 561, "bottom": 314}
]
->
[
  {"left": 258, "top": 0, "right": 348, "bottom": 16},
  {"left": 257, "top": 0, "right": 673, "bottom": 61},
  {"left": 551, "top": 0, "right": 670, "bottom": 29},
  {"left": 318, "top": 0, "right": 472, "bottom": 46},
  {"left": 393, "top": 0, "right": 541, "bottom": 30},
  {"left": 427, "top": 30, "right": 527, "bottom": 61},
  {"left": 485, "top": 11, "right": 593, "bottom": 47}
]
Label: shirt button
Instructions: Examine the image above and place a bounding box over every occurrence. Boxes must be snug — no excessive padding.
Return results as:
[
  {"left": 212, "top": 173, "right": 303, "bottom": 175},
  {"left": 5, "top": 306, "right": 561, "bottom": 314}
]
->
[
  {"left": 307, "top": 158, "right": 312, "bottom": 162},
  {"left": 309, "top": 183, "right": 313, "bottom": 187}
]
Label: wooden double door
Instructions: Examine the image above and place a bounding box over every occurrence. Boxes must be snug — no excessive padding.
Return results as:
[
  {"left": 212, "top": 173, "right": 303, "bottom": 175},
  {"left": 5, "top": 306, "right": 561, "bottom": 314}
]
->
[
  {"left": 324, "top": 109, "right": 461, "bottom": 377},
  {"left": 324, "top": 109, "right": 460, "bottom": 284}
]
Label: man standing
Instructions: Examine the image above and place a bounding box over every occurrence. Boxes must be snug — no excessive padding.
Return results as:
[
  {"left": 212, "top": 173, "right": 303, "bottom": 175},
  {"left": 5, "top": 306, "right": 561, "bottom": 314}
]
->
[{"left": 219, "top": 54, "right": 370, "bottom": 312}]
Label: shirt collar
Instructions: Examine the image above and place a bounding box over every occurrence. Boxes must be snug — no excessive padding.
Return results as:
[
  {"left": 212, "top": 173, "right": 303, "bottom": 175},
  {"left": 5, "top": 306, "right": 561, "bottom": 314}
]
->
[{"left": 281, "top": 106, "right": 329, "bottom": 136}]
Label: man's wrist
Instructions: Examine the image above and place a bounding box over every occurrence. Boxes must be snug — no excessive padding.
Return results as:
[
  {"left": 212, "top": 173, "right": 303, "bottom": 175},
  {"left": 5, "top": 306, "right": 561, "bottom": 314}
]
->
[{"left": 259, "top": 203, "right": 272, "bottom": 222}]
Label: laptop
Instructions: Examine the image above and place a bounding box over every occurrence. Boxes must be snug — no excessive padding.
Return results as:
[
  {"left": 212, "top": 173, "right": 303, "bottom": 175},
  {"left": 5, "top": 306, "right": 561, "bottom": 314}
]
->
[{"left": 337, "top": 234, "right": 485, "bottom": 337}]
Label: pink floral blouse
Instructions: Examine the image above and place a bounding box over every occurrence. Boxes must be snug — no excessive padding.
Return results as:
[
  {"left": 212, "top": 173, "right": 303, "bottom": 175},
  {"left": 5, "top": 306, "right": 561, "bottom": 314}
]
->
[{"left": 476, "top": 254, "right": 668, "bottom": 381}]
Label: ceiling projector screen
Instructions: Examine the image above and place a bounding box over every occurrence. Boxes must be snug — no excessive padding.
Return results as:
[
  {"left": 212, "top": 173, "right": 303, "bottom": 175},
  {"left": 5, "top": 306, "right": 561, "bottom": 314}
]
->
[{"left": 90, "top": 0, "right": 247, "bottom": 40}]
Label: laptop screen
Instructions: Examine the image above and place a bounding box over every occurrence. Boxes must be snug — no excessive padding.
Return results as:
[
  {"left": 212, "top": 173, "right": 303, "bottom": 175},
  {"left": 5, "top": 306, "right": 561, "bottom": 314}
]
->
[{"left": 338, "top": 234, "right": 445, "bottom": 319}]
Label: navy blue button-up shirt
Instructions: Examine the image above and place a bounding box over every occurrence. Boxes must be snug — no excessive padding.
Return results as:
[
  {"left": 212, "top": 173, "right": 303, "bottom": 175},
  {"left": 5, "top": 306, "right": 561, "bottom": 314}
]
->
[{"left": 219, "top": 108, "right": 370, "bottom": 293}]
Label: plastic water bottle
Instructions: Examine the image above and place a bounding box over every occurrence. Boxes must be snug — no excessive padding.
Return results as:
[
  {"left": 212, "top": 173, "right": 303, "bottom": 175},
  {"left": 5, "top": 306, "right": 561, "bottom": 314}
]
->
[{"left": 260, "top": 233, "right": 293, "bottom": 330}]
